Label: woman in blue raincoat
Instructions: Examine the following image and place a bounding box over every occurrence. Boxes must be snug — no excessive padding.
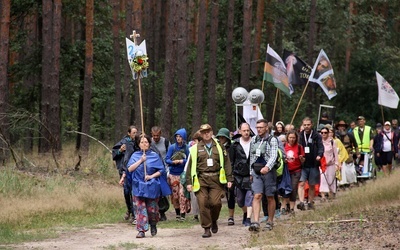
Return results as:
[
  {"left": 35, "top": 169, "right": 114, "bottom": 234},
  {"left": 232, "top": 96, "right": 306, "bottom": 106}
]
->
[{"left": 127, "top": 134, "right": 171, "bottom": 238}]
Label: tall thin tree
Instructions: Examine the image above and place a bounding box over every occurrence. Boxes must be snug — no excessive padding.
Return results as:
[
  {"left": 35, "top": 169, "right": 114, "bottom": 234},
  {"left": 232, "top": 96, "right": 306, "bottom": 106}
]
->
[
  {"left": 40, "top": 0, "right": 62, "bottom": 153},
  {"left": 240, "top": 0, "right": 252, "bottom": 90},
  {"left": 112, "top": 0, "right": 122, "bottom": 139},
  {"left": 191, "top": 1, "right": 208, "bottom": 130},
  {"left": 80, "top": 0, "right": 94, "bottom": 153},
  {"left": 0, "top": 0, "right": 11, "bottom": 161},
  {"left": 251, "top": 0, "right": 264, "bottom": 78},
  {"left": 176, "top": 1, "right": 189, "bottom": 129},
  {"left": 224, "top": 0, "right": 235, "bottom": 130},
  {"left": 161, "top": 0, "right": 179, "bottom": 139},
  {"left": 207, "top": 1, "right": 219, "bottom": 129}
]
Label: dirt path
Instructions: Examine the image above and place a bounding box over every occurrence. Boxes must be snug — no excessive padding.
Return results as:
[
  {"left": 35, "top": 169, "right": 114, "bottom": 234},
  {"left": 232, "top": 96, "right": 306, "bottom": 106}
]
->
[{"left": 13, "top": 219, "right": 252, "bottom": 250}]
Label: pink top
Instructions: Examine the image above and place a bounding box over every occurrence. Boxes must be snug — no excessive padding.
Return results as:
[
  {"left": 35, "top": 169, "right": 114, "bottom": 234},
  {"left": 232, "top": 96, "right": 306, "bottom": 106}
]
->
[{"left": 322, "top": 138, "right": 339, "bottom": 166}]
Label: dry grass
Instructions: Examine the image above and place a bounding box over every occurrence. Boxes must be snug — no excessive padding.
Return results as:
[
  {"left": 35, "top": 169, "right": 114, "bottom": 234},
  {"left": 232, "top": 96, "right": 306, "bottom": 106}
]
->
[{"left": 0, "top": 143, "right": 124, "bottom": 243}]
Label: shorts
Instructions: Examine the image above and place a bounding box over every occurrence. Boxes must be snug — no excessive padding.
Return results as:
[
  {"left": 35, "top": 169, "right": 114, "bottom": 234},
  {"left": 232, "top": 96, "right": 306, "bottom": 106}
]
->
[
  {"left": 300, "top": 167, "right": 320, "bottom": 186},
  {"left": 380, "top": 151, "right": 393, "bottom": 165},
  {"left": 251, "top": 169, "right": 277, "bottom": 196},
  {"left": 289, "top": 171, "right": 301, "bottom": 202},
  {"left": 235, "top": 187, "right": 253, "bottom": 207}
]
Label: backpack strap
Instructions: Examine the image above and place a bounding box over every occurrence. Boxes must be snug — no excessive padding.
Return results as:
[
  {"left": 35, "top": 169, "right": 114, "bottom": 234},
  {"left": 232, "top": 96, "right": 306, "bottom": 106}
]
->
[{"left": 164, "top": 138, "right": 169, "bottom": 152}]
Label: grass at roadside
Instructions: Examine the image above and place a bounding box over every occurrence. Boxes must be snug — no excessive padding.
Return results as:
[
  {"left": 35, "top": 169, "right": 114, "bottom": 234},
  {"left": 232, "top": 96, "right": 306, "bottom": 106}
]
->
[
  {"left": 0, "top": 155, "right": 125, "bottom": 244},
  {"left": 249, "top": 170, "right": 400, "bottom": 247},
  {"left": 2, "top": 143, "right": 400, "bottom": 248}
]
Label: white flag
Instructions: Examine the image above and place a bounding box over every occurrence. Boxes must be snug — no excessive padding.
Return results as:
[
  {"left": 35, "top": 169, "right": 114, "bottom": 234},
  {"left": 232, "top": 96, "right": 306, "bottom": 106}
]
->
[
  {"left": 309, "top": 49, "right": 337, "bottom": 100},
  {"left": 242, "top": 100, "right": 264, "bottom": 134},
  {"left": 125, "top": 38, "right": 148, "bottom": 79},
  {"left": 376, "top": 71, "right": 399, "bottom": 109}
]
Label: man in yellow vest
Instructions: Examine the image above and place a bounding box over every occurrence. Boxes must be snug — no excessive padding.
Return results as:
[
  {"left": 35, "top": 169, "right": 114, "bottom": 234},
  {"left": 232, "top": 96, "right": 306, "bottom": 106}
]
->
[
  {"left": 352, "top": 116, "right": 373, "bottom": 164},
  {"left": 186, "top": 124, "right": 233, "bottom": 238}
]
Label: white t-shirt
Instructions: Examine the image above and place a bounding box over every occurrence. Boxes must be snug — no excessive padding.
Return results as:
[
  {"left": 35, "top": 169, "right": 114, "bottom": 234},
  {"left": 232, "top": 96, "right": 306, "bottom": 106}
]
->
[{"left": 240, "top": 138, "right": 251, "bottom": 159}]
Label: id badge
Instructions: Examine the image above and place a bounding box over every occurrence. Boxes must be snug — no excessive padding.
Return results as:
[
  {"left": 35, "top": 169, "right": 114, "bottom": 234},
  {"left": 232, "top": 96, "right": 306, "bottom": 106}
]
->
[
  {"left": 308, "top": 138, "right": 313, "bottom": 143},
  {"left": 256, "top": 149, "right": 261, "bottom": 157},
  {"left": 207, "top": 158, "right": 214, "bottom": 167},
  {"left": 304, "top": 146, "right": 310, "bottom": 154}
]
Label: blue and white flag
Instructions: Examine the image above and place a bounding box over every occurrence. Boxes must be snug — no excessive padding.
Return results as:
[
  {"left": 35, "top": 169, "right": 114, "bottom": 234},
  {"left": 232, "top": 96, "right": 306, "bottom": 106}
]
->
[{"left": 125, "top": 38, "right": 148, "bottom": 79}]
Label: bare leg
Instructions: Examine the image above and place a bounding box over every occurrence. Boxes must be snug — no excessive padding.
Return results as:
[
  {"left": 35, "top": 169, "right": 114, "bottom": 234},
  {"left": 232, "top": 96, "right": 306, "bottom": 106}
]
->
[
  {"left": 308, "top": 185, "right": 315, "bottom": 203},
  {"left": 298, "top": 181, "right": 305, "bottom": 202},
  {"left": 266, "top": 196, "right": 275, "bottom": 223},
  {"left": 252, "top": 193, "right": 262, "bottom": 222}
]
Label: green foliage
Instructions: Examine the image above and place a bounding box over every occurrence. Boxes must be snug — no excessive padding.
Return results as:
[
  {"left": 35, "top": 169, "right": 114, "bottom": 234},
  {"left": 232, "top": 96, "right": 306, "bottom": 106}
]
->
[{"left": 7, "top": 0, "right": 400, "bottom": 147}]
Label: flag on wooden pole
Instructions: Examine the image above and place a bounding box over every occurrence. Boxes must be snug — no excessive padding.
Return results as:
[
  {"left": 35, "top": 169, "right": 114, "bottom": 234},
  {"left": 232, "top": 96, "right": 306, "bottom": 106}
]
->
[
  {"left": 376, "top": 71, "right": 399, "bottom": 109},
  {"left": 264, "top": 44, "right": 292, "bottom": 97},
  {"left": 283, "top": 49, "right": 312, "bottom": 86},
  {"left": 309, "top": 49, "right": 337, "bottom": 99}
]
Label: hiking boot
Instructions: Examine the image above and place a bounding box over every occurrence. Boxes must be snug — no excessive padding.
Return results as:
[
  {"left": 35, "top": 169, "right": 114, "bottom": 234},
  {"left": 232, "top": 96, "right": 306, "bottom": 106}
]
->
[
  {"left": 297, "top": 202, "right": 306, "bottom": 211},
  {"left": 150, "top": 225, "right": 157, "bottom": 236},
  {"left": 211, "top": 221, "right": 218, "bottom": 233},
  {"left": 202, "top": 228, "right": 212, "bottom": 238},
  {"left": 136, "top": 231, "right": 145, "bottom": 238},
  {"left": 228, "top": 217, "right": 235, "bottom": 226},
  {"left": 244, "top": 218, "right": 251, "bottom": 227},
  {"left": 307, "top": 202, "right": 315, "bottom": 210},
  {"left": 248, "top": 222, "right": 260, "bottom": 232},
  {"left": 159, "top": 213, "right": 167, "bottom": 221},
  {"left": 264, "top": 221, "right": 273, "bottom": 231}
]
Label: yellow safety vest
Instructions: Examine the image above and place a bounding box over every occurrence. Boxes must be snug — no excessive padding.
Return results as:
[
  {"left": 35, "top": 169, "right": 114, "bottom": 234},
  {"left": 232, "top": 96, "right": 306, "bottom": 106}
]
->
[
  {"left": 353, "top": 126, "right": 371, "bottom": 152},
  {"left": 190, "top": 138, "right": 227, "bottom": 192}
]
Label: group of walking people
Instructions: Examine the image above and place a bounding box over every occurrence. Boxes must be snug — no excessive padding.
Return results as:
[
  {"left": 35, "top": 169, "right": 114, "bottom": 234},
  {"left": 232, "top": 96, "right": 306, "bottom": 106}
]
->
[{"left": 112, "top": 115, "right": 399, "bottom": 238}]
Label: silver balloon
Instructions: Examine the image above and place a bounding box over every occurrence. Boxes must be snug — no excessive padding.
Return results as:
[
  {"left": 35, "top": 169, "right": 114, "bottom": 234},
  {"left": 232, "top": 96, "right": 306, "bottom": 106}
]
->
[
  {"left": 232, "top": 87, "right": 249, "bottom": 104},
  {"left": 248, "top": 89, "right": 265, "bottom": 104}
]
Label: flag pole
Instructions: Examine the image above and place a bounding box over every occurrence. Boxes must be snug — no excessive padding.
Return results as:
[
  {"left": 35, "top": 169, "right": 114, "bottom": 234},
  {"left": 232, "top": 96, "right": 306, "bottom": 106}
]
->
[
  {"left": 290, "top": 80, "right": 310, "bottom": 125},
  {"left": 271, "top": 88, "right": 279, "bottom": 124},
  {"left": 380, "top": 105, "right": 385, "bottom": 124},
  {"left": 138, "top": 76, "right": 145, "bottom": 134}
]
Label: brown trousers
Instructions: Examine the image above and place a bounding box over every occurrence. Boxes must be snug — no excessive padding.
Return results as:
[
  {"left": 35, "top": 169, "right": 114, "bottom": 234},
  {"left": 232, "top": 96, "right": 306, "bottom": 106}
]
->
[{"left": 195, "top": 175, "right": 225, "bottom": 228}]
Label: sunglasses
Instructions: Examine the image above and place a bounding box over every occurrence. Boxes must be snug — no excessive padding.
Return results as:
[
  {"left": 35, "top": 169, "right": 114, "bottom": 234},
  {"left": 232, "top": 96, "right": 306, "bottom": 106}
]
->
[{"left": 320, "top": 131, "right": 328, "bottom": 134}]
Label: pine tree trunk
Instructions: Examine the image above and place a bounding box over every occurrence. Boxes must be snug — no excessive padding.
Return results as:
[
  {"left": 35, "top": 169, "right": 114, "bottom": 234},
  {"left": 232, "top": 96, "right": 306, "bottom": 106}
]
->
[
  {"left": 123, "top": 0, "right": 133, "bottom": 131},
  {"left": 240, "top": 0, "right": 252, "bottom": 90},
  {"left": 112, "top": 0, "right": 122, "bottom": 139},
  {"left": 251, "top": 0, "right": 264, "bottom": 78},
  {"left": 176, "top": 0, "right": 189, "bottom": 129},
  {"left": 224, "top": 0, "right": 235, "bottom": 130},
  {"left": 207, "top": 1, "right": 219, "bottom": 130},
  {"left": 80, "top": 0, "right": 94, "bottom": 153},
  {"left": 0, "top": 0, "right": 10, "bottom": 161},
  {"left": 191, "top": 0, "right": 208, "bottom": 131},
  {"left": 161, "top": 0, "right": 178, "bottom": 139},
  {"left": 40, "top": 0, "right": 62, "bottom": 154}
]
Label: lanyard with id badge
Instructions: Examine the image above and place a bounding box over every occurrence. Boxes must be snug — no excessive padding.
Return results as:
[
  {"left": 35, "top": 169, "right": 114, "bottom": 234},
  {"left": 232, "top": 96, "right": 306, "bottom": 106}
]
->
[
  {"left": 304, "top": 131, "right": 313, "bottom": 154},
  {"left": 205, "top": 145, "right": 214, "bottom": 167},
  {"left": 255, "top": 138, "right": 264, "bottom": 157}
]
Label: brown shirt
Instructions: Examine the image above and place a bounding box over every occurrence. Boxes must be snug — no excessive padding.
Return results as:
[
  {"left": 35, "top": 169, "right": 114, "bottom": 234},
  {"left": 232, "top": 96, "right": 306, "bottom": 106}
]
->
[{"left": 186, "top": 139, "right": 233, "bottom": 185}]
